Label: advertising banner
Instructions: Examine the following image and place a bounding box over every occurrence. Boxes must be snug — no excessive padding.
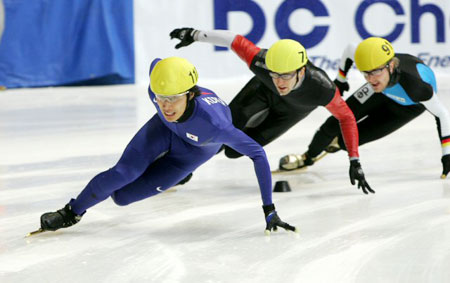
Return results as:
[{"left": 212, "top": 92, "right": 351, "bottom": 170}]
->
[{"left": 135, "top": 0, "right": 450, "bottom": 84}]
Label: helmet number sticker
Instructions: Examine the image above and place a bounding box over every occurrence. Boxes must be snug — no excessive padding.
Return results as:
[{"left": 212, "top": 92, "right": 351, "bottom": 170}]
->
[
  {"left": 189, "top": 68, "right": 198, "bottom": 84},
  {"left": 352, "top": 83, "right": 375, "bottom": 104},
  {"left": 381, "top": 41, "right": 393, "bottom": 55},
  {"left": 298, "top": 51, "right": 305, "bottom": 62}
]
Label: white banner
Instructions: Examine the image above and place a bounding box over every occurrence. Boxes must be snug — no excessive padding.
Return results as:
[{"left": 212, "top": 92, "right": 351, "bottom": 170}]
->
[{"left": 135, "top": 0, "right": 450, "bottom": 84}]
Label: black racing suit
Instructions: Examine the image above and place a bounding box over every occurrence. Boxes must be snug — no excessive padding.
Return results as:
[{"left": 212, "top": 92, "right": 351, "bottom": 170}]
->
[{"left": 223, "top": 35, "right": 360, "bottom": 159}]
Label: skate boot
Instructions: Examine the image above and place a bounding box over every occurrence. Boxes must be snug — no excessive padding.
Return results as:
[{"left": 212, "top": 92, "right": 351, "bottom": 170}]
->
[
  {"left": 325, "top": 137, "right": 341, "bottom": 153},
  {"left": 279, "top": 153, "right": 314, "bottom": 171},
  {"left": 40, "top": 204, "right": 82, "bottom": 232},
  {"left": 176, "top": 172, "right": 193, "bottom": 186}
]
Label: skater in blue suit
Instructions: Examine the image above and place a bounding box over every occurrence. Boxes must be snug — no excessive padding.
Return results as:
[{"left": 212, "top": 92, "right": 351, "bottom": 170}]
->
[{"left": 37, "top": 57, "right": 296, "bottom": 235}]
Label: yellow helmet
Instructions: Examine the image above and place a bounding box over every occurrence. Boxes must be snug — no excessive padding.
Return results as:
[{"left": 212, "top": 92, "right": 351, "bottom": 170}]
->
[
  {"left": 150, "top": 57, "right": 198, "bottom": 95},
  {"left": 354, "top": 37, "right": 395, "bottom": 71},
  {"left": 265, "top": 39, "right": 308, "bottom": 73}
]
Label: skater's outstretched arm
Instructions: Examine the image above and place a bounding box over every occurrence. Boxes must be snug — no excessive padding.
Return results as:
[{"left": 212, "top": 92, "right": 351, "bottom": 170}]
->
[
  {"left": 217, "top": 124, "right": 297, "bottom": 234},
  {"left": 170, "top": 27, "right": 260, "bottom": 67},
  {"left": 333, "top": 44, "right": 356, "bottom": 95},
  {"left": 324, "top": 89, "right": 374, "bottom": 194},
  {"left": 418, "top": 85, "right": 450, "bottom": 178}
]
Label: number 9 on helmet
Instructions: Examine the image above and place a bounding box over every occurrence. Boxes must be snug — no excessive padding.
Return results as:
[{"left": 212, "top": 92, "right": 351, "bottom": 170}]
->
[{"left": 354, "top": 37, "right": 395, "bottom": 72}]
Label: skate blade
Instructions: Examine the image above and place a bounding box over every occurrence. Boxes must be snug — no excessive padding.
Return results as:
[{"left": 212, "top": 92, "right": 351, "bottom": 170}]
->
[
  {"left": 25, "top": 228, "right": 45, "bottom": 238},
  {"left": 286, "top": 227, "right": 300, "bottom": 234},
  {"left": 313, "top": 152, "right": 328, "bottom": 162},
  {"left": 271, "top": 166, "right": 307, "bottom": 175},
  {"left": 272, "top": 152, "right": 329, "bottom": 175},
  {"left": 264, "top": 227, "right": 299, "bottom": 236}
]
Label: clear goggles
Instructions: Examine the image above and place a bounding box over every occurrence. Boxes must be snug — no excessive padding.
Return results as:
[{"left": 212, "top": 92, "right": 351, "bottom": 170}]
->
[
  {"left": 269, "top": 70, "right": 297, "bottom": 80},
  {"left": 361, "top": 64, "right": 389, "bottom": 78},
  {"left": 155, "top": 91, "right": 189, "bottom": 103}
]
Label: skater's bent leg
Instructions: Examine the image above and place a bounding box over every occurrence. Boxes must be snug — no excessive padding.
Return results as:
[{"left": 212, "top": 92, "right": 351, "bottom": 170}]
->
[
  {"left": 70, "top": 115, "right": 171, "bottom": 215},
  {"left": 229, "top": 76, "right": 270, "bottom": 130},
  {"left": 225, "top": 111, "right": 308, "bottom": 159},
  {"left": 307, "top": 116, "right": 341, "bottom": 158},
  {"left": 112, "top": 135, "right": 220, "bottom": 206},
  {"left": 350, "top": 105, "right": 424, "bottom": 147},
  {"left": 336, "top": 103, "right": 425, "bottom": 150},
  {"left": 111, "top": 155, "right": 207, "bottom": 206}
]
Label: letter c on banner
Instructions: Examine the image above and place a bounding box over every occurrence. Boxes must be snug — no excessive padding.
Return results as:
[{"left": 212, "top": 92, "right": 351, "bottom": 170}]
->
[
  {"left": 213, "top": 0, "right": 266, "bottom": 51},
  {"left": 275, "top": 0, "right": 329, "bottom": 48},
  {"left": 355, "top": 0, "right": 405, "bottom": 42}
]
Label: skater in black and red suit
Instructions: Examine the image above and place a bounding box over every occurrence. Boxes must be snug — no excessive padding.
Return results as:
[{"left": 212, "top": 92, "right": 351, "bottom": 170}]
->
[{"left": 170, "top": 27, "right": 373, "bottom": 194}]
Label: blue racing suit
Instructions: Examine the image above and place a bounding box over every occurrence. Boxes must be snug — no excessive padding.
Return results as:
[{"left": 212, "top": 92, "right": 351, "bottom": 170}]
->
[{"left": 70, "top": 58, "right": 273, "bottom": 215}]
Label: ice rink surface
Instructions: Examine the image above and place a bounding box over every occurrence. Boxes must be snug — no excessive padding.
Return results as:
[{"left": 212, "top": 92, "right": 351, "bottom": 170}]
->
[{"left": 1, "top": 80, "right": 450, "bottom": 283}]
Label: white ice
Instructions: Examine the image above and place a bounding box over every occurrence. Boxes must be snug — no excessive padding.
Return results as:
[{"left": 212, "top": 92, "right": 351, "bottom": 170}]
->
[{"left": 1, "top": 80, "right": 450, "bottom": 283}]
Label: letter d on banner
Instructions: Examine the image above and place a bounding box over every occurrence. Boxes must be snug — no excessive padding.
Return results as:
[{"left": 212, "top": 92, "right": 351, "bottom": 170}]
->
[{"left": 213, "top": 0, "right": 266, "bottom": 51}]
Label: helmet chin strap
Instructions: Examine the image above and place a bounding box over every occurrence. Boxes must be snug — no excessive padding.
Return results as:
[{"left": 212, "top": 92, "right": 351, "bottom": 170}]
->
[
  {"left": 176, "top": 92, "right": 195, "bottom": 123},
  {"left": 386, "top": 63, "right": 400, "bottom": 88},
  {"left": 293, "top": 67, "right": 305, "bottom": 90},
  {"left": 184, "top": 92, "right": 191, "bottom": 111}
]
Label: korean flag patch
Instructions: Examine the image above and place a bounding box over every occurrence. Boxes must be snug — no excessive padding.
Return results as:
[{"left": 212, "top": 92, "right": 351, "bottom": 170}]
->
[{"left": 186, "top": 132, "right": 198, "bottom": 142}]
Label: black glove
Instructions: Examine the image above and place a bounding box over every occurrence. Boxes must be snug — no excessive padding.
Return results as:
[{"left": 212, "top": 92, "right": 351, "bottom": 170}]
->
[
  {"left": 333, "top": 79, "right": 349, "bottom": 96},
  {"left": 441, "top": 154, "right": 450, "bottom": 178},
  {"left": 262, "top": 204, "right": 297, "bottom": 235},
  {"left": 349, "top": 159, "right": 374, "bottom": 194},
  {"left": 170, "top": 27, "right": 197, "bottom": 49}
]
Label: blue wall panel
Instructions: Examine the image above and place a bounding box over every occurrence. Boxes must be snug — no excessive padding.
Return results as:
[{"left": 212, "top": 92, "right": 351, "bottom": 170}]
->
[{"left": 0, "top": 0, "right": 134, "bottom": 88}]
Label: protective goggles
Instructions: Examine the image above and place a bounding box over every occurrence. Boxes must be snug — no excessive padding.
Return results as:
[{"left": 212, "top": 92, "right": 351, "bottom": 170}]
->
[
  {"left": 269, "top": 71, "right": 297, "bottom": 80},
  {"left": 361, "top": 64, "right": 389, "bottom": 78},
  {"left": 155, "top": 91, "right": 189, "bottom": 103}
]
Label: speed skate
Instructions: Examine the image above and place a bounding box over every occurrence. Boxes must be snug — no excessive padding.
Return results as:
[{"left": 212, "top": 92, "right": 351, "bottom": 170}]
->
[{"left": 271, "top": 152, "right": 328, "bottom": 175}]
